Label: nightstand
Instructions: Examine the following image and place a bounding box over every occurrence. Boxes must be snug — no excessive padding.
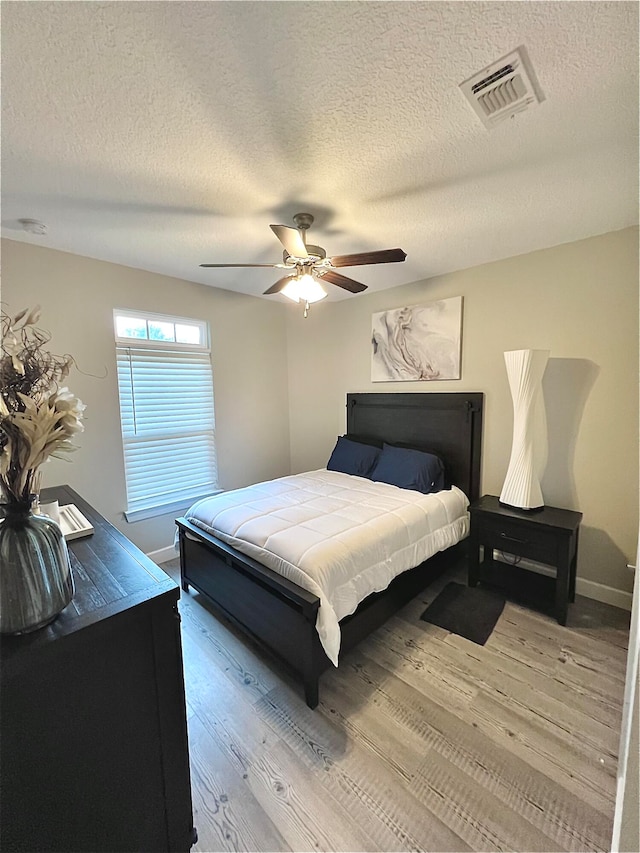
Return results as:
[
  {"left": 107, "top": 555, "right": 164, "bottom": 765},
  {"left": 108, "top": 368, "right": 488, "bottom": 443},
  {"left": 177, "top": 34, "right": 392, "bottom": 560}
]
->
[{"left": 468, "top": 495, "right": 582, "bottom": 625}]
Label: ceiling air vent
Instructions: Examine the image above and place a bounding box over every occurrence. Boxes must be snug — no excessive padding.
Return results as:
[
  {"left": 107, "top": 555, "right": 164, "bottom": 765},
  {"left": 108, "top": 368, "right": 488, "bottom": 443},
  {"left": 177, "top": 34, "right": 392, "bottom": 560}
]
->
[{"left": 459, "top": 46, "right": 545, "bottom": 129}]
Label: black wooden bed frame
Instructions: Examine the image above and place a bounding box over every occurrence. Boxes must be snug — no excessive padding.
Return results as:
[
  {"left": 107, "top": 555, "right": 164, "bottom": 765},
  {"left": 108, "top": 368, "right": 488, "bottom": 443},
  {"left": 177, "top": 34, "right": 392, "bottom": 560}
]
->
[{"left": 176, "top": 392, "right": 483, "bottom": 708}]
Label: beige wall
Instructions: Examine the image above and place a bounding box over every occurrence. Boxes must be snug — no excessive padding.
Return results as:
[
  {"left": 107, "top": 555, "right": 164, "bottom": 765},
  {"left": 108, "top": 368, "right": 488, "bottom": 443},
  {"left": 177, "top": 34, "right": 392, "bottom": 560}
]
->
[
  {"left": 1, "top": 239, "right": 291, "bottom": 553},
  {"left": 2, "top": 228, "right": 637, "bottom": 594},
  {"left": 285, "top": 227, "right": 639, "bottom": 594}
]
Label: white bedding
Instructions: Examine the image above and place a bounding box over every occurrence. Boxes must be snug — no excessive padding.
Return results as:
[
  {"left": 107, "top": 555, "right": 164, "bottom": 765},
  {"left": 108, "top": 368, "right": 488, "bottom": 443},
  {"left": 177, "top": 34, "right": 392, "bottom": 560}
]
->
[{"left": 183, "top": 469, "right": 469, "bottom": 666}]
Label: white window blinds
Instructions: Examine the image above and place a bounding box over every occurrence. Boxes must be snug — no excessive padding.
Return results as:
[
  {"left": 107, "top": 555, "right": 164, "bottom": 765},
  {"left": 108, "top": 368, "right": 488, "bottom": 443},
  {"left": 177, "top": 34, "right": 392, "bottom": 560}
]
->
[{"left": 116, "top": 346, "right": 218, "bottom": 519}]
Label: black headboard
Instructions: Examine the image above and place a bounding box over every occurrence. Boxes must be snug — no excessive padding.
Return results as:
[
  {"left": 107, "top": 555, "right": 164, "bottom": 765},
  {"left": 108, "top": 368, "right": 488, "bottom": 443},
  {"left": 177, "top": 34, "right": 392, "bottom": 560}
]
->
[{"left": 346, "top": 392, "right": 484, "bottom": 502}]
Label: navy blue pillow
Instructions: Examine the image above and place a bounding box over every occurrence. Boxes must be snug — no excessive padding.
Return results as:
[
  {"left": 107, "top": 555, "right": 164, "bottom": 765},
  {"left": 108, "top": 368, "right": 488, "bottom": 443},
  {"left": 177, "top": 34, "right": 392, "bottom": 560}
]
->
[
  {"left": 326, "top": 436, "right": 381, "bottom": 477},
  {"left": 370, "top": 443, "right": 445, "bottom": 494}
]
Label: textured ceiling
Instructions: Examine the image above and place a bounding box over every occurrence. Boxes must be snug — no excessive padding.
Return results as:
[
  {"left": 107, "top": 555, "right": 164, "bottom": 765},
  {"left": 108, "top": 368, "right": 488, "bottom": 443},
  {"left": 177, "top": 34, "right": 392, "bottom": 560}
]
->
[{"left": 2, "top": 1, "right": 638, "bottom": 300}]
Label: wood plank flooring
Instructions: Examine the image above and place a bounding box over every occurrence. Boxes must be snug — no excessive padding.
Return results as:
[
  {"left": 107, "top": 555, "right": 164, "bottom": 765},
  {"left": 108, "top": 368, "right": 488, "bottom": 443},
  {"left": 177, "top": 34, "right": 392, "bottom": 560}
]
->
[{"left": 162, "top": 557, "right": 630, "bottom": 852}]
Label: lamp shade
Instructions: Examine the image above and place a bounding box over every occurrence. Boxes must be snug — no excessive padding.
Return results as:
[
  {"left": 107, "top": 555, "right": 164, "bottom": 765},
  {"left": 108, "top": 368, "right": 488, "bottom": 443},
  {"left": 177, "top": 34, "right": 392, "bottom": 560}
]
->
[
  {"left": 500, "top": 349, "right": 550, "bottom": 511},
  {"left": 281, "top": 274, "right": 327, "bottom": 304}
]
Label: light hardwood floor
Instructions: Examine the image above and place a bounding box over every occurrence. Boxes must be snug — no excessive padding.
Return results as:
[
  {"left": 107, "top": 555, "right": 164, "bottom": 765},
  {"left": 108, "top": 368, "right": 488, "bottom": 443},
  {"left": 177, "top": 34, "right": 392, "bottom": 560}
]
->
[{"left": 163, "top": 556, "right": 630, "bottom": 853}]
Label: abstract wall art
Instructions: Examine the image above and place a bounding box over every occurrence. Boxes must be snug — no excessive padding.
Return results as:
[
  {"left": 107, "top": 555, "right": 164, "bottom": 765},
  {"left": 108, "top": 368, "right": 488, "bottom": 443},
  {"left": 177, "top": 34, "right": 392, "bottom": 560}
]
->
[{"left": 371, "top": 296, "right": 463, "bottom": 382}]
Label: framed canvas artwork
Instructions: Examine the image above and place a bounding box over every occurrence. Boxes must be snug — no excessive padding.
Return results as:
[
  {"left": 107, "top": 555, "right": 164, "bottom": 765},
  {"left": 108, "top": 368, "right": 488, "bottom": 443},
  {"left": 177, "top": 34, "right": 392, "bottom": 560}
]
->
[{"left": 371, "top": 296, "right": 463, "bottom": 382}]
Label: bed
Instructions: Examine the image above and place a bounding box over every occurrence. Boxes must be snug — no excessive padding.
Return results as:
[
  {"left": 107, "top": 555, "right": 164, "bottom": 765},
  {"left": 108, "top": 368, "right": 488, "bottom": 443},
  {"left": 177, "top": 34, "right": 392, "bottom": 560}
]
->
[{"left": 176, "top": 391, "right": 483, "bottom": 708}]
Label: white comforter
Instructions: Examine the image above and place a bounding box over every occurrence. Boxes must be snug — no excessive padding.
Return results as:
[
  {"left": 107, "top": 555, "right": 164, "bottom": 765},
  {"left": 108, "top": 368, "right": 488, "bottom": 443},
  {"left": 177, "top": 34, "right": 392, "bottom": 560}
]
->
[{"left": 184, "top": 469, "right": 469, "bottom": 665}]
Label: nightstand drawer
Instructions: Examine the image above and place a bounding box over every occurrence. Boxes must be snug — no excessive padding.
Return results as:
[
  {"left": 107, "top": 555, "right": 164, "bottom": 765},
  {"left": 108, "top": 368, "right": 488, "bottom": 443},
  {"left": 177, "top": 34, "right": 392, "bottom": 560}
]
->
[{"left": 477, "top": 515, "right": 558, "bottom": 565}]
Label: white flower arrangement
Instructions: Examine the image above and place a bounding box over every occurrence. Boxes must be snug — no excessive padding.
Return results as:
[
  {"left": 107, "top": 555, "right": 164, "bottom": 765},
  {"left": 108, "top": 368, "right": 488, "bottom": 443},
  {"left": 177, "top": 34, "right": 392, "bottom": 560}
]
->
[{"left": 0, "top": 307, "right": 85, "bottom": 508}]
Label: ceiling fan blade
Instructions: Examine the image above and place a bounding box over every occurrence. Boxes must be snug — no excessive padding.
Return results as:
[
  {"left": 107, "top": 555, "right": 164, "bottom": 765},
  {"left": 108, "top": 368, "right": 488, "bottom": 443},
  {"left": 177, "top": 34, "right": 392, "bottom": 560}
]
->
[
  {"left": 270, "top": 224, "right": 309, "bottom": 259},
  {"left": 200, "top": 263, "right": 281, "bottom": 268},
  {"left": 263, "top": 274, "right": 295, "bottom": 295},
  {"left": 320, "top": 269, "right": 368, "bottom": 293},
  {"left": 329, "top": 248, "right": 407, "bottom": 267}
]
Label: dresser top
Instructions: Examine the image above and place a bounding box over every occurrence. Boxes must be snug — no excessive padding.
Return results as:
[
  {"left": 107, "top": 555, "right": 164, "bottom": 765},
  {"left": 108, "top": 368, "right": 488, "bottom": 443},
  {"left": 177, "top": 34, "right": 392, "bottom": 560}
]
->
[
  {"left": 470, "top": 494, "right": 583, "bottom": 533},
  {"left": 1, "top": 485, "right": 177, "bottom": 668}
]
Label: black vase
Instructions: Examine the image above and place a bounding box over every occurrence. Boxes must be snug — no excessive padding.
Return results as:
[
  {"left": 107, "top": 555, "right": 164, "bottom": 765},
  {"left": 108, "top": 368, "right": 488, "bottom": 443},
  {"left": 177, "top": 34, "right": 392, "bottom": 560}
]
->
[{"left": 0, "top": 504, "right": 74, "bottom": 634}]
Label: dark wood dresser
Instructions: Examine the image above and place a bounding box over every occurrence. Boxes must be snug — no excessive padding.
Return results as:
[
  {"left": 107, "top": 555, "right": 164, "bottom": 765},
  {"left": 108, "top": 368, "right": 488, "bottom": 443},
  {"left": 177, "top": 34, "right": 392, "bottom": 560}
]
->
[{"left": 0, "top": 485, "right": 195, "bottom": 852}]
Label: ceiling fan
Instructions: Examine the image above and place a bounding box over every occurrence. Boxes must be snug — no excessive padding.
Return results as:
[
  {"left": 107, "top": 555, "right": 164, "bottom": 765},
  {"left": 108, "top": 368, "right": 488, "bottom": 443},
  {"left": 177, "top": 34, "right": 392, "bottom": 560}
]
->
[{"left": 200, "top": 213, "right": 407, "bottom": 313}]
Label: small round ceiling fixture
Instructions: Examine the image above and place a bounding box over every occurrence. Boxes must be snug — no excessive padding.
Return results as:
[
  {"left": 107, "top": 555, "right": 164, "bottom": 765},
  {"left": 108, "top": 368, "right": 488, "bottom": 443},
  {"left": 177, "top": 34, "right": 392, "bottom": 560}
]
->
[{"left": 18, "top": 218, "right": 47, "bottom": 236}]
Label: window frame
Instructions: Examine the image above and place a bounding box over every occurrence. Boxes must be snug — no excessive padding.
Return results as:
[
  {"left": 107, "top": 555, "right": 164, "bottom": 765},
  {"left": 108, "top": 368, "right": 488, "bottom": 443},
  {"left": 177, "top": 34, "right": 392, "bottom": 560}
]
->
[
  {"left": 113, "top": 309, "right": 209, "bottom": 352},
  {"left": 113, "top": 309, "right": 220, "bottom": 522}
]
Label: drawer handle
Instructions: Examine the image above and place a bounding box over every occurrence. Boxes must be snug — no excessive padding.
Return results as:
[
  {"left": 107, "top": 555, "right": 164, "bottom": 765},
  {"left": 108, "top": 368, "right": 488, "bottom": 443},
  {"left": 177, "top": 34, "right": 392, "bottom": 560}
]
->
[{"left": 499, "top": 532, "right": 530, "bottom": 545}]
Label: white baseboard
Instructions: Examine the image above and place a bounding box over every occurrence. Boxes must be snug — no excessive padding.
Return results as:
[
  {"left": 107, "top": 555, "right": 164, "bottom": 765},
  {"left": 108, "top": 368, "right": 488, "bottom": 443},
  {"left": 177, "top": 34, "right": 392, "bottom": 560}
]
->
[
  {"left": 494, "top": 551, "right": 632, "bottom": 611},
  {"left": 575, "top": 577, "right": 633, "bottom": 611},
  {"left": 147, "top": 545, "right": 178, "bottom": 565}
]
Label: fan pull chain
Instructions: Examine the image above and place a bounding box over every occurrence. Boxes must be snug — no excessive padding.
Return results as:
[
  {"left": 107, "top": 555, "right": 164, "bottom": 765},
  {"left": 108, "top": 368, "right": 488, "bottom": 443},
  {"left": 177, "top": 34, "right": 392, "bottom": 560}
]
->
[{"left": 303, "top": 301, "right": 310, "bottom": 319}]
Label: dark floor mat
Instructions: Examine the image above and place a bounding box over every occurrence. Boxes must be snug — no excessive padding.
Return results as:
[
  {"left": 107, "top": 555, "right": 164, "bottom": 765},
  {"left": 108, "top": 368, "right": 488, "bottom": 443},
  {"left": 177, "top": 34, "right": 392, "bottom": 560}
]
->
[{"left": 420, "top": 582, "right": 505, "bottom": 645}]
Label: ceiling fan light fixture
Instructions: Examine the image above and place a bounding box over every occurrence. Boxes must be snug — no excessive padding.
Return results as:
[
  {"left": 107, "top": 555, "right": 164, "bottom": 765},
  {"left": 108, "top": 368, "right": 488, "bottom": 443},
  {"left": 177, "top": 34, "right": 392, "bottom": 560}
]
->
[
  {"left": 281, "top": 273, "right": 327, "bottom": 304},
  {"left": 201, "top": 212, "right": 407, "bottom": 303}
]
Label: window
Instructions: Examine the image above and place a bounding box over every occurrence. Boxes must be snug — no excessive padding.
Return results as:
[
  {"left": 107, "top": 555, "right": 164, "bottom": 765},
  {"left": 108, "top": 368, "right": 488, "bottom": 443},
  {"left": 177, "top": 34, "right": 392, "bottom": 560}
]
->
[{"left": 114, "top": 310, "right": 218, "bottom": 521}]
